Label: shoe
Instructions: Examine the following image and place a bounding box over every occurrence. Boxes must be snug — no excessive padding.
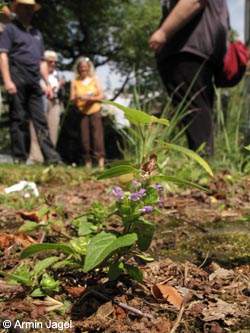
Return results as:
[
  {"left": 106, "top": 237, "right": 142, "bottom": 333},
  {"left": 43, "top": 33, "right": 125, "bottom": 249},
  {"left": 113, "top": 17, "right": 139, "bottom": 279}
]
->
[{"left": 26, "top": 158, "right": 36, "bottom": 166}]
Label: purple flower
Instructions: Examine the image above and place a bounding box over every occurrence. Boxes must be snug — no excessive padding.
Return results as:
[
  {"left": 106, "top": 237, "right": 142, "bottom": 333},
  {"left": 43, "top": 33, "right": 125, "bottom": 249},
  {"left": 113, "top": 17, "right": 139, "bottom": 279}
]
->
[
  {"left": 158, "top": 198, "right": 165, "bottom": 206},
  {"left": 150, "top": 183, "right": 163, "bottom": 191},
  {"left": 129, "top": 193, "right": 141, "bottom": 201},
  {"left": 113, "top": 186, "right": 124, "bottom": 199},
  {"left": 138, "top": 189, "right": 146, "bottom": 196},
  {"left": 139, "top": 206, "right": 154, "bottom": 214},
  {"left": 132, "top": 180, "right": 141, "bottom": 187},
  {"left": 129, "top": 188, "right": 146, "bottom": 201}
]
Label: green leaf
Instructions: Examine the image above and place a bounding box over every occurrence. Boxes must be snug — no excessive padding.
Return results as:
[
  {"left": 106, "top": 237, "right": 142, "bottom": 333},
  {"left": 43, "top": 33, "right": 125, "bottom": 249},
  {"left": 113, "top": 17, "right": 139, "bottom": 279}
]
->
[
  {"left": 33, "top": 256, "right": 60, "bottom": 278},
  {"left": 83, "top": 232, "right": 137, "bottom": 272},
  {"left": 52, "top": 259, "right": 80, "bottom": 269},
  {"left": 131, "top": 218, "right": 155, "bottom": 251},
  {"left": 124, "top": 264, "right": 144, "bottom": 283},
  {"left": 108, "top": 262, "right": 124, "bottom": 281},
  {"left": 150, "top": 175, "right": 209, "bottom": 192},
  {"left": 134, "top": 253, "right": 154, "bottom": 262},
  {"left": 78, "top": 221, "right": 97, "bottom": 236},
  {"left": 97, "top": 165, "right": 139, "bottom": 180},
  {"left": 156, "top": 142, "right": 213, "bottom": 177},
  {"left": 31, "top": 287, "right": 46, "bottom": 297},
  {"left": 21, "top": 243, "right": 74, "bottom": 259},
  {"left": 102, "top": 100, "right": 169, "bottom": 127},
  {"left": 38, "top": 206, "right": 50, "bottom": 218},
  {"left": 18, "top": 221, "right": 38, "bottom": 233},
  {"left": 0, "top": 270, "right": 32, "bottom": 286}
]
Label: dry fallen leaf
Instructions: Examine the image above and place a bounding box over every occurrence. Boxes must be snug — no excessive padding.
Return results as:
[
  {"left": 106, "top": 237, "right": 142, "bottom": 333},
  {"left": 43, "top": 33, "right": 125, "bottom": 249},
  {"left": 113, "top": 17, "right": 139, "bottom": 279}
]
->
[
  {"left": 19, "top": 210, "right": 41, "bottom": 222},
  {"left": 14, "top": 232, "right": 37, "bottom": 247},
  {"left": 151, "top": 283, "right": 183, "bottom": 308},
  {"left": 202, "top": 299, "right": 239, "bottom": 322},
  {"left": 0, "top": 232, "right": 36, "bottom": 250},
  {"left": 96, "top": 301, "right": 114, "bottom": 319},
  {"left": 0, "top": 234, "right": 14, "bottom": 250},
  {"left": 63, "top": 285, "right": 86, "bottom": 297}
]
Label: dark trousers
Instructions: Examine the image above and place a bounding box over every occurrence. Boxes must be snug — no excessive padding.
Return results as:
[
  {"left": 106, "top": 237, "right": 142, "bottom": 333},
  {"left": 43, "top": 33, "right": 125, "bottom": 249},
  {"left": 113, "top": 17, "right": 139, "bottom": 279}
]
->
[
  {"left": 80, "top": 111, "right": 105, "bottom": 160},
  {"left": 157, "top": 53, "right": 215, "bottom": 156},
  {"left": 9, "top": 67, "right": 61, "bottom": 163}
]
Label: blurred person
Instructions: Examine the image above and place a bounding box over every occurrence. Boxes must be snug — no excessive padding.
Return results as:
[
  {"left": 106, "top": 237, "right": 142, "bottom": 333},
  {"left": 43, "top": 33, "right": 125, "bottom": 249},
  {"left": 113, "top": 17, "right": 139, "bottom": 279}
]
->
[
  {"left": 28, "top": 50, "right": 65, "bottom": 164},
  {"left": 0, "top": 0, "right": 62, "bottom": 164},
  {"left": 70, "top": 56, "right": 105, "bottom": 169},
  {"left": 148, "top": 0, "right": 229, "bottom": 157}
]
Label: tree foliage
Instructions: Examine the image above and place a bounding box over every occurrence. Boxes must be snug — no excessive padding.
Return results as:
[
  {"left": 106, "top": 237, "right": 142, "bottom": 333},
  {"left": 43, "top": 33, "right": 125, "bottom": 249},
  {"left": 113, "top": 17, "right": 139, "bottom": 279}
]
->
[{"left": 35, "top": 0, "right": 162, "bottom": 90}]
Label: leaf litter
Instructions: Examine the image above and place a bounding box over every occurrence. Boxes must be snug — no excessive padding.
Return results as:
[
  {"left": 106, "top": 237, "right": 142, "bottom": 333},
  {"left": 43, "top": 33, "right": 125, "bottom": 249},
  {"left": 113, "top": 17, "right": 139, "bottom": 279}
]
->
[{"left": 0, "top": 173, "right": 249, "bottom": 332}]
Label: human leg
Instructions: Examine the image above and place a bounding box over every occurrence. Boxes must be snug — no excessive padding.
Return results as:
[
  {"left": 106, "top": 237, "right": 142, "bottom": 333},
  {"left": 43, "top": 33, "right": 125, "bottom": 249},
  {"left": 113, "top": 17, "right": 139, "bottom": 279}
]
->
[
  {"left": 8, "top": 85, "right": 28, "bottom": 161},
  {"left": 158, "top": 53, "right": 215, "bottom": 156},
  {"left": 80, "top": 114, "right": 91, "bottom": 167},
  {"left": 28, "top": 120, "right": 44, "bottom": 163},
  {"left": 90, "top": 111, "right": 105, "bottom": 168},
  {"left": 28, "top": 84, "right": 61, "bottom": 164},
  {"left": 46, "top": 99, "right": 60, "bottom": 146}
]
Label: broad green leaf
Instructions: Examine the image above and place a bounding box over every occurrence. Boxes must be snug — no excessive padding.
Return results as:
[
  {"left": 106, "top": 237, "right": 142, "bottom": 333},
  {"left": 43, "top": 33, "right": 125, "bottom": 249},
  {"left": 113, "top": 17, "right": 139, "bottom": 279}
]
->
[
  {"left": 102, "top": 100, "right": 169, "bottom": 126},
  {"left": 97, "top": 165, "right": 139, "bottom": 180},
  {"left": 131, "top": 218, "right": 155, "bottom": 251},
  {"left": 150, "top": 175, "right": 209, "bottom": 192},
  {"left": 83, "top": 232, "right": 137, "bottom": 272},
  {"left": 124, "top": 264, "right": 144, "bottom": 283},
  {"left": 108, "top": 262, "right": 124, "bottom": 281},
  {"left": 78, "top": 221, "right": 97, "bottom": 236},
  {"left": 18, "top": 221, "right": 38, "bottom": 233},
  {"left": 33, "top": 256, "right": 60, "bottom": 277},
  {"left": 21, "top": 243, "right": 74, "bottom": 259},
  {"left": 156, "top": 142, "right": 213, "bottom": 177},
  {"left": 38, "top": 206, "right": 50, "bottom": 218},
  {"left": 0, "top": 270, "right": 32, "bottom": 286}
]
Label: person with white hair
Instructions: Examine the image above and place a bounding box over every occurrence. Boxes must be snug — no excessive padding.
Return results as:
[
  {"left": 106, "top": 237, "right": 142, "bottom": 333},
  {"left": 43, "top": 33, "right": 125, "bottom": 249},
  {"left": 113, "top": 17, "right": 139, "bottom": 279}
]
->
[
  {"left": 28, "top": 49, "right": 65, "bottom": 164},
  {"left": 70, "top": 56, "right": 105, "bottom": 169},
  {"left": 0, "top": 0, "right": 62, "bottom": 164}
]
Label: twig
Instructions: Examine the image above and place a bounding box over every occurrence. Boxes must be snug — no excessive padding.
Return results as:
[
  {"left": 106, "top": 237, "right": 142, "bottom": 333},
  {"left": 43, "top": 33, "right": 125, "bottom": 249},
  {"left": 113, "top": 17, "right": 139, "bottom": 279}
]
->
[
  {"left": 198, "top": 251, "right": 209, "bottom": 269},
  {"left": 169, "top": 293, "right": 189, "bottom": 333},
  {"left": 38, "top": 231, "right": 46, "bottom": 244},
  {"left": 88, "top": 288, "right": 154, "bottom": 319}
]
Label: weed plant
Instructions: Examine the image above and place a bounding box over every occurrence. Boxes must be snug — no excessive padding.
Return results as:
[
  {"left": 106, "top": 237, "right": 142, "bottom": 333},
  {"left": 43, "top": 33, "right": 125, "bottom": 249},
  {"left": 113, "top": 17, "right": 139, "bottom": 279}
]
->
[
  {"left": 11, "top": 102, "right": 213, "bottom": 298},
  {"left": 113, "top": 87, "right": 195, "bottom": 169}
]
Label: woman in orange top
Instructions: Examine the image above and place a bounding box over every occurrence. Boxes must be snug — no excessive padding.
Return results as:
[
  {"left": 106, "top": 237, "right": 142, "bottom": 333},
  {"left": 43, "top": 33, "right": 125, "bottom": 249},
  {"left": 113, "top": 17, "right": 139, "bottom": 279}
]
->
[{"left": 70, "top": 57, "right": 105, "bottom": 169}]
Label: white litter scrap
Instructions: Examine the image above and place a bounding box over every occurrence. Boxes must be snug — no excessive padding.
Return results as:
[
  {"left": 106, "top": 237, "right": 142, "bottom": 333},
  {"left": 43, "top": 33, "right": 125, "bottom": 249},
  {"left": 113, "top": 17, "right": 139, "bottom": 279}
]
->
[{"left": 4, "top": 180, "right": 39, "bottom": 198}]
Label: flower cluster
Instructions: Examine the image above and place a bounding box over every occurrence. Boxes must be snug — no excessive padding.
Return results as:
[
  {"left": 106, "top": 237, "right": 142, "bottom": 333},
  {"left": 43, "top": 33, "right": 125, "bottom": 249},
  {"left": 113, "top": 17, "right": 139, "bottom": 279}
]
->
[{"left": 113, "top": 180, "right": 164, "bottom": 218}]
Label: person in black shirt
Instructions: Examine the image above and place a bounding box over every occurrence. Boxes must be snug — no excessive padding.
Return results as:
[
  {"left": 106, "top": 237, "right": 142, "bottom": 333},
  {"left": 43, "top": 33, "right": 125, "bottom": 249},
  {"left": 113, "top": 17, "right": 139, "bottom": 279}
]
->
[
  {"left": 149, "top": 0, "right": 228, "bottom": 157},
  {"left": 0, "top": 0, "right": 62, "bottom": 164}
]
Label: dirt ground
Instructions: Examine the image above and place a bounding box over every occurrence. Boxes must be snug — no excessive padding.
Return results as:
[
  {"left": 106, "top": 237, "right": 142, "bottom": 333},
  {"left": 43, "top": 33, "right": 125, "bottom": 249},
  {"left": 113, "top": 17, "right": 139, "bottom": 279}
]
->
[{"left": 0, "top": 172, "right": 250, "bottom": 333}]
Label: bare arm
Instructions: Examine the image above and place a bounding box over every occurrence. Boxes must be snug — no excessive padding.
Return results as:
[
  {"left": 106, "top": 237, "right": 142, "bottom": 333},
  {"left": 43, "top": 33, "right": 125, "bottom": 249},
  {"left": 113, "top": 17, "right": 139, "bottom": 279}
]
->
[
  {"left": 69, "top": 80, "right": 76, "bottom": 103},
  {"left": 40, "top": 60, "right": 53, "bottom": 98},
  {"left": 40, "top": 60, "right": 49, "bottom": 83},
  {"left": 0, "top": 52, "right": 16, "bottom": 93},
  {"left": 149, "top": 0, "right": 208, "bottom": 52}
]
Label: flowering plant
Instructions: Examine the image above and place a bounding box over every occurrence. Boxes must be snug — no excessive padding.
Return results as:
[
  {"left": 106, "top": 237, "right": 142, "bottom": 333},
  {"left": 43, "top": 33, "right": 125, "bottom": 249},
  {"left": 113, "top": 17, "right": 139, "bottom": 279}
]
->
[{"left": 21, "top": 102, "right": 213, "bottom": 284}]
